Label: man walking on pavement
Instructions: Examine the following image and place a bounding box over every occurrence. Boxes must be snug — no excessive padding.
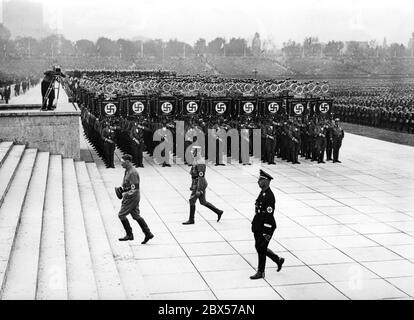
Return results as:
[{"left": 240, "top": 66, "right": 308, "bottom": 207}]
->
[
  {"left": 182, "top": 146, "right": 224, "bottom": 225},
  {"left": 116, "top": 154, "right": 154, "bottom": 244},
  {"left": 250, "top": 170, "right": 284, "bottom": 280}
]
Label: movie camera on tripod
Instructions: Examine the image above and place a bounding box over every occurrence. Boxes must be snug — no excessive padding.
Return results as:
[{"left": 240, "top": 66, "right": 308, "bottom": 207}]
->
[{"left": 41, "top": 65, "right": 67, "bottom": 111}]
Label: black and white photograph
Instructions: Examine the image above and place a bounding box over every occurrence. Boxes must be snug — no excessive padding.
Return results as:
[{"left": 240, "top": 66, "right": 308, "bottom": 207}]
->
[{"left": 1, "top": 0, "right": 414, "bottom": 305}]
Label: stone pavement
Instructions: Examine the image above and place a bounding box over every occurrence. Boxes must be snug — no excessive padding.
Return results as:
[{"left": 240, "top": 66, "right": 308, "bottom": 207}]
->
[
  {"left": 5, "top": 83, "right": 76, "bottom": 113},
  {"left": 82, "top": 128, "right": 414, "bottom": 300},
  {"left": 8, "top": 84, "right": 42, "bottom": 105}
]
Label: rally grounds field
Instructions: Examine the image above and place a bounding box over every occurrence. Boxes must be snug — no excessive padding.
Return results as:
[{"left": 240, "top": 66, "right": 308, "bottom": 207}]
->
[
  {"left": 5, "top": 85, "right": 414, "bottom": 299},
  {"left": 81, "top": 122, "right": 414, "bottom": 300}
]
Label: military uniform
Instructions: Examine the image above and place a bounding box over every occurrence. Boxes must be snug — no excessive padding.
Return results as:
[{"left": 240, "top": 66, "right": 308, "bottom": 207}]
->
[
  {"left": 289, "top": 124, "right": 301, "bottom": 164},
  {"left": 130, "top": 122, "right": 145, "bottom": 167},
  {"left": 117, "top": 154, "right": 154, "bottom": 243},
  {"left": 184, "top": 121, "right": 194, "bottom": 164},
  {"left": 332, "top": 119, "right": 344, "bottom": 163},
  {"left": 325, "top": 121, "right": 334, "bottom": 161},
  {"left": 183, "top": 148, "right": 223, "bottom": 225},
  {"left": 280, "top": 123, "right": 289, "bottom": 161},
  {"left": 101, "top": 123, "right": 116, "bottom": 168},
  {"left": 212, "top": 121, "right": 226, "bottom": 166},
  {"left": 239, "top": 119, "right": 252, "bottom": 165},
  {"left": 314, "top": 123, "right": 326, "bottom": 163},
  {"left": 250, "top": 170, "right": 284, "bottom": 279},
  {"left": 4, "top": 86, "right": 10, "bottom": 104},
  {"left": 410, "top": 112, "right": 414, "bottom": 134},
  {"left": 303, "top": 121, "right": 312, "bottom": 160},
  {"left": 264, "top": 123, "right": 276, "bottom": 164}
]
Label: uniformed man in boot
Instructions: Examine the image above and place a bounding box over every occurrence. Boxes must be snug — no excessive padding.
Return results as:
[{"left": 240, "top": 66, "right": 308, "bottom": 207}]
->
[
  {"left": 250, "top": 170, "right": 284, "bottom": 280},
  {"left": 101, "top": 120, "right": 116, "bottom": 168},
  {"left": 325, "top": 120, "right": 334, "bottom": 161},
  {"left": 183, "top": 146, "right": 224, "bottom": 225},
  {"left": 314, "top": 121, "right": 327, "bottom": 164},
  {"left": 117, "top": 154, "right": 154, "bottom": 244},
  {"left": 130, "top": 120, "right": 145, "bottom": 167},
  {"left": 212, "top": 118, "right": 226, "bottom": 166},
  {"left": 264, "top": 123, "right": 276, "bottom": 164},
  {"left": 332, "top": 118, "right": 345, "bottom": 163},
  {"left": 290, "top": 122, "right": 301, "bottom": 164}
]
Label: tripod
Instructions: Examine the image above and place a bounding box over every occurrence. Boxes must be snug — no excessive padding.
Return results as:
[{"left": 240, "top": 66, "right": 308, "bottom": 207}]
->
[{"left": 42, "top": 74, "right": 66, "bottom": 110}]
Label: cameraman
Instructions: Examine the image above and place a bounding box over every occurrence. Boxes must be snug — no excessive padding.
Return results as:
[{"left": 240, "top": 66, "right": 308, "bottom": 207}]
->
[
  {"left": 41, "top": 67, "right": 65, "bottom": 111},
  {"left": 41, "top": 71, "right": 55, "bottom": 110}
]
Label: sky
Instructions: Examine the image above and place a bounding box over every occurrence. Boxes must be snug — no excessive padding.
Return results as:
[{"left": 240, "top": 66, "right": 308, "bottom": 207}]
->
[{"left": 4, "top": 0, "right": 414, "bottom": 46}]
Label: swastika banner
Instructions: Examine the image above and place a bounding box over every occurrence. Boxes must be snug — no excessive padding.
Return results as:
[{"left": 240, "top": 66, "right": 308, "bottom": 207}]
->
[
  {"left": 238, "top": 99, "right": 258, "bottom": 116},
  {"left": 314, "top": 99, "right": 333, "bottom": 115},
  {"left": 128, "top": 97, "right": 149, "bottom": 116},
  {"left": 288, "top": 99, "right": 306, "bottom": 117},
  {"left": 98, "top": 99, "right": 120, "bottom": 117},
  {"left": 156, "top": 98, "right": 178, "bottom": 116},
  {"left": 181, "top": 98, "right": 203, "bottom": 116},
  {"left": 208, "top": 98, "right": 232, "bottom": 116},
  {"left": 262, "top": 99, "right": 284, "bottom": 116}
]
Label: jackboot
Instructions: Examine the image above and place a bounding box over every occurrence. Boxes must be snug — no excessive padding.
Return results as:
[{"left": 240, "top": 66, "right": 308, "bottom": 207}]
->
[
  {"left": 133, "top": 216, "right": 154, "bottom": 244},
  {"left": 119, "top": 219, "right": 134, "bottom": 241},
  {"left": 204, "top": 202, "right": 223, "bottom": 222},
  {"left": 182, "top": 205, "right": 195, "bottom": 225},
  {"left": 250, "top": 271, "right": 265, "bottom": 280}
]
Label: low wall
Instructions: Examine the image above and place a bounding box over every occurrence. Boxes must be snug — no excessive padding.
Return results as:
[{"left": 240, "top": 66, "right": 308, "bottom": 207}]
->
[{"left": 0, "top": 106, "right": 81, "bottom": 160}]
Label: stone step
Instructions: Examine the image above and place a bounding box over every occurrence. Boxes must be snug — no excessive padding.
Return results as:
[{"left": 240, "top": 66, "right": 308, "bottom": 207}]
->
[
  {"left": 74, "top": 161, "right": 126, "bottom": 299},
  {"left": 62, "top": 158, "right": 98, "bottom": 299},
  {"left": 85, "top": 163, "right": 149, "bottom": 299},
  {"left": 36, "top": 155, "right": 67, "bottom": 300},
  {"left": 0, "top": 148, "right": 37, "bottom": 296},
  {"left": 0, "top": 145, "right": 26, "bottom": 208},
  {"left": 0, "top": 141, "right": 13, "bottom": 168},
  {"left": 1, "top": 152, "right": 49, "bottom": 299}
]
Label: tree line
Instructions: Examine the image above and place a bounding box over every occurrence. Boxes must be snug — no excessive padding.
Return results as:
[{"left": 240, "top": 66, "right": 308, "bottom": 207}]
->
[
  {"left": 1, "top": 23, "right": 413, "bottom": 61},
  {"left": 282, "top": 37, "right": 412, "bottom": 60},
  {"left": 0, "top": 25, "right": 261, "bottom": 60}
]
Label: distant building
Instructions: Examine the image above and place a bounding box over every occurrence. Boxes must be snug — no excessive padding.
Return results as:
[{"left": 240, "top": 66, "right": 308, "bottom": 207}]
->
[{"left": 3, "top": 0, "right": 46, "bottom": 39}]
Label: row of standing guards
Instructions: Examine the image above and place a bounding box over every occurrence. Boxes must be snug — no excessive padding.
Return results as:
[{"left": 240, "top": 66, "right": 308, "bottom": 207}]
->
[
  {"left": 75, "top": 89, "right": 334, "bottom": 119},
  {"left": 76, "top": 89, "right": 336, "bottom": 168}
]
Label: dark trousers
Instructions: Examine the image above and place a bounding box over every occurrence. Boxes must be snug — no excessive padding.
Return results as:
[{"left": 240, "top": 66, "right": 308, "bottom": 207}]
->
[
  {"left": 291, "top": 142, "right": 300, "bottom": 163},
  {"left": 119, "top": 210, "right": 151, "bottom": 237},
  {"left": 41, "top": 81, "right": 54, "bottom": 109},
  {"left": 189, "top": 189, "right": 221, "bottom": 216},
  {"left": 254, "top": 233, "right": 280, "bottom": 273},
  {"left": 316, "top": 139, "right": 326, "bottom": 162},
  {"left": 326, "top": 139, "right": 333, "bottom": 160},
  {"left": 333, "top": 140, "right": 342, "bottom": 161},
  {"left": 104, "top": 141, "right": 115, "bottom": 167},
  {"left": 216, "top": 139, "right": 224, "bottom": 165},
  {"left": 131, "top": 141, "right": 143, "bottom": 166},
  {"left": 265, "top": 139, "right": 275, "bottom": 163}
]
